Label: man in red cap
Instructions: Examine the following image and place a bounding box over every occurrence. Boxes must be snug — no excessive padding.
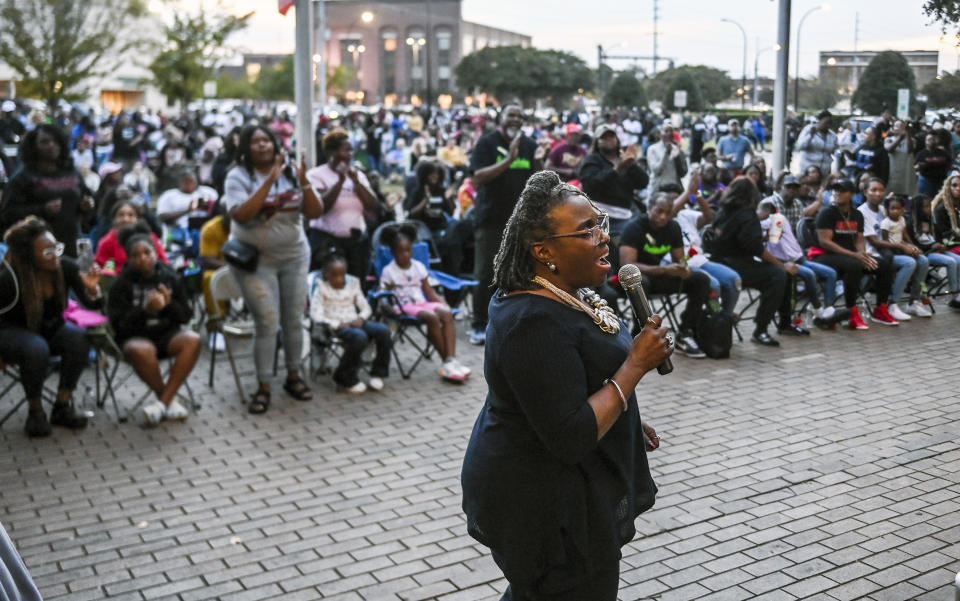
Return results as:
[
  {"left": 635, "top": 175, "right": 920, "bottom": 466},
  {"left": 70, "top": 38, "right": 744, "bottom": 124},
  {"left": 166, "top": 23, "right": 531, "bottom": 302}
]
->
[{"left": 545, "top": 122, "right": 587, "bottom": 182}]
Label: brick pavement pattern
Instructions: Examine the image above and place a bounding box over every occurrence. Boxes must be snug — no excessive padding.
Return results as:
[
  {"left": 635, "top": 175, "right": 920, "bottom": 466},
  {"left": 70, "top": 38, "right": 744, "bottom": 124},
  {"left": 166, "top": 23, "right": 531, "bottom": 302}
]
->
[{"left": 1, "top": 300, "right": 959, "bottom": 601}]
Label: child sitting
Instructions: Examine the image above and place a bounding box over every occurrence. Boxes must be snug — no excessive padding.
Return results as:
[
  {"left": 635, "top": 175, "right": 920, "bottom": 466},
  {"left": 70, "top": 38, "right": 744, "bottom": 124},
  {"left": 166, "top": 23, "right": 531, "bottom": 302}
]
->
[
  {"left": 107, "top": 229, "right": 201, "bottom": 425},
  {"left": 881, "top": 194, "right": 932, "bottom": 317},
  {"left": 95, "top": 200, "right": 168, "bottom": 272},
  {"left": 379, "top": 224, "right": 470, "bottom": 382},
  {"left": 310, "top": 254, "right": 391, "bottom": 393}
]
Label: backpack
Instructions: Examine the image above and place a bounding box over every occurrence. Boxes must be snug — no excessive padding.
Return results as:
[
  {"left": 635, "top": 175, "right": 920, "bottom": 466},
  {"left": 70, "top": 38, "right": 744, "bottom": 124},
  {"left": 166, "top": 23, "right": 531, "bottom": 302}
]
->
[{"left": 695, "top": 308, "right": 732, "bottom": 359}]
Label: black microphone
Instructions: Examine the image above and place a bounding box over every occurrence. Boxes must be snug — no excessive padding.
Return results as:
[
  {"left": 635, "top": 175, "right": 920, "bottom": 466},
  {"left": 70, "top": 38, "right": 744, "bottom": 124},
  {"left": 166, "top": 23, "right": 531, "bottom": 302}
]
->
[{"left": 617, "top": 263, "right": 674, "bottom": 376}]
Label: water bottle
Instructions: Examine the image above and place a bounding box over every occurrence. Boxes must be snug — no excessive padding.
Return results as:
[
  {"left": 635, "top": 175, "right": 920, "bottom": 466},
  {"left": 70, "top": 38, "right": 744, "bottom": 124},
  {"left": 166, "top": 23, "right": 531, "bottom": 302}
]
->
[
  {"left": 79, "top": 385, "right": 95, "bottom": 419},
  {"left": 768, "top": 214, "right": 786, "bottom": 244},
  {"left": 77, "top": 238, "right": 93, "bottom": 273}
]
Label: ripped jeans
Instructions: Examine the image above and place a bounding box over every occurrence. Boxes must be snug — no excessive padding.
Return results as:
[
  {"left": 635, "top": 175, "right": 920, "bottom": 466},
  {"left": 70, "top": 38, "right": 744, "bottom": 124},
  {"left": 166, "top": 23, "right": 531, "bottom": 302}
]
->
[{"left": 230, "top": 255, "right": 309, "bottom": 383}]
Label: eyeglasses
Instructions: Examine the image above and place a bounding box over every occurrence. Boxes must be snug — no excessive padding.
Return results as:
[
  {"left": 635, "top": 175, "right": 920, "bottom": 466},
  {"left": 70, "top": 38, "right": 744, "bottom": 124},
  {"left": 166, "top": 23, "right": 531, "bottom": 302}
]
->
[
  {"left": 41, "top": 242, "right": 64, "bottom": 260},
  {"left": 541, "top": 213, "right": 610, "bottom": 245}
]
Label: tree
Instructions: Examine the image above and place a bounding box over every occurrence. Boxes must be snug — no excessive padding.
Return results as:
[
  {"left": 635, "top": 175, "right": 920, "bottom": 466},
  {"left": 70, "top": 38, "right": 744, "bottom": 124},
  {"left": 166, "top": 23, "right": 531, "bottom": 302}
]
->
[
  {"left": 799, "top": 78, "right": 841, "bottom": 111},
  {"left": 256, "top": 55, "right": 295, "bottom": 101},
  {"left": 923, "top": 0, "right": 960, "bottom": 35},
  {"left": 455, "top": 46, "right": 593, "bottom": 105},
  {"left": 216, "top": 73, "right": 257, "bottom": 100},
  {"left": 852, "top": 51, "right": 917, "bottom": 116},
  {"left": 665, "top": 70, "right": 704, "bottom": 112},
  {"left": 647, "top": 65, "right": 733, "bottom": 107},
  {"left": 148, "top": 7, "right": 252, "bottom": 108},
  {"left": 923, "top": 70, "right": 960, "bottom": 108},
  {"left": 604, "top": 71, "right": 647, "bottom": 109},
  {"left": 0, "top": 0, "right": 151, "bottom": 109}
]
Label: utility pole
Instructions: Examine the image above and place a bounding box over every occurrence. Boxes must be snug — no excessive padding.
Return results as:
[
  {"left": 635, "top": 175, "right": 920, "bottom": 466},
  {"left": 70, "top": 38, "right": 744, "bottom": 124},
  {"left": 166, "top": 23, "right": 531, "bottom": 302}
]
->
[
  {"left": 425, "top": 0, "right": 432, "bottom": 110},
  {"left": 315, "top": 0, "right": 326, "bottom": 116},
  {"left": 773, "top": 0, "right": 791, "bottom": 172},
  {"left": 852, "top": 11, "right": 860, "bottom": 86},
  {"left": 294, "top": 0, "right": 315, "bottom": 167},
  {"left": 652, "top": 0, "right": 660, "bottom": 75},
  {"left": 598, "top": 45, "right": 605, "bottom": 108}
]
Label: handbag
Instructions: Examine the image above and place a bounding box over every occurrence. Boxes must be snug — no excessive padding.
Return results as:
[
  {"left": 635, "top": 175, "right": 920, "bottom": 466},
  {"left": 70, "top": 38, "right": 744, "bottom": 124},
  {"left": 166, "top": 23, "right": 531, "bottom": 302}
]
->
[{"left": 222, "top": 238, "right": 259, "bottom": 272}]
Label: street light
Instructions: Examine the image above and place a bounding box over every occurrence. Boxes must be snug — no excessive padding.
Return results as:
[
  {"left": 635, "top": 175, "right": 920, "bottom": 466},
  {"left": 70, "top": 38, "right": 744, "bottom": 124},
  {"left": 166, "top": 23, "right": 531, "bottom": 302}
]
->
[
  {"left": 721, "top": 18, "right": 748, "bottom": 109},
  {"left": 406, "top": 36, "right": 426, "bottom": 97},
  {"left": 794, "top": 3, "right": 830, "bottom": 112},
  {"left": 346, "top": 43, "right": 366, "bottom": 91},
  {"left": 360, "top": 10, "right": 374, "bottom": 23},
  {"left": 753, "top": 42, "right": 781, "bottom": 106}
]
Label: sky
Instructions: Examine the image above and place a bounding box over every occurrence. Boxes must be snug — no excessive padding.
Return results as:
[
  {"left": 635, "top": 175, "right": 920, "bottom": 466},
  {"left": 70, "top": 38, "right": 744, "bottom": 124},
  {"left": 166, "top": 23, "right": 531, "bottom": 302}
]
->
[{"left": 217, "top": 0, "right": 957, "bottom": 80}]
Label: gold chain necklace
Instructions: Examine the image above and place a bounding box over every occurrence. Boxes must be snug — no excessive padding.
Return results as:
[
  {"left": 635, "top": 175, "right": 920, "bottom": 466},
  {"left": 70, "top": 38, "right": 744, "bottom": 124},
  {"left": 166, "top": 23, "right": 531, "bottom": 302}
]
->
[{"left": 532, "top": 276, "right": 620, "bottom": 334}]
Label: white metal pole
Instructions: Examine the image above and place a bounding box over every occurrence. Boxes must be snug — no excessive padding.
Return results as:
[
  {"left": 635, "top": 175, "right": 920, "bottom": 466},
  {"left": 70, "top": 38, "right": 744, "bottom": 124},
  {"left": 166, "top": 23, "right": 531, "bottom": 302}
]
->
[
  {"left": 773, "top": 0, "right": 791, "bottom": 172},
  {"left": 315, "top": 0, "right": 326, "bottom": 116},
  {"left": 295, "top": 0, "right": 316, "bottom": 167}
]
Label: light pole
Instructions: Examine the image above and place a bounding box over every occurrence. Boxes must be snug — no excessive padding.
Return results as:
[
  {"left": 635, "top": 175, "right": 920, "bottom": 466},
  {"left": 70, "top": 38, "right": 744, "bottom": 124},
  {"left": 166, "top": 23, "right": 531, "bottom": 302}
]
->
[
  {"left": 721, "top": 18, "right": 748, "bottom": 109},
  {"left": 346, "top": 42, "right": 366, "bottom": 92},
  {"left": 406, "top": 36, "right": 426, "bottom": 101},
  {"left": 794, "top": 3, "right": 829, "bottom": 112},
  {"left": 753, "top": 42, "right": 781, "bottom": 106}
]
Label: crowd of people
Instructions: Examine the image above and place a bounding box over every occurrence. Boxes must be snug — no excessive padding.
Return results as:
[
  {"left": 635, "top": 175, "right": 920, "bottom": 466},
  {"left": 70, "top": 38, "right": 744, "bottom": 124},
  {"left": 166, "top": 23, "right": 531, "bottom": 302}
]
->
[{"left": 1, "top": 98, "right": 959, "bottom": 436}]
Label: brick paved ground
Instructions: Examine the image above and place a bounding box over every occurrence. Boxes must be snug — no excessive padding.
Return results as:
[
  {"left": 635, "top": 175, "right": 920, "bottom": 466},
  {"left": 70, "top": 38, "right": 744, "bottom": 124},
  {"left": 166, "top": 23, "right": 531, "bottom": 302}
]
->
[{"left": 1, "top": 299, "right": 959, "bottom": 601}]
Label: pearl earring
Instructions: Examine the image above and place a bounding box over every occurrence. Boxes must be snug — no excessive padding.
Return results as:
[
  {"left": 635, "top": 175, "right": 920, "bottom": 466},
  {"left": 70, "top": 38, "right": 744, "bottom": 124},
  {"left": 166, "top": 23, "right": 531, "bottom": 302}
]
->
[{"left": 547, "top": 262, "right": 558, "bottom": 273}]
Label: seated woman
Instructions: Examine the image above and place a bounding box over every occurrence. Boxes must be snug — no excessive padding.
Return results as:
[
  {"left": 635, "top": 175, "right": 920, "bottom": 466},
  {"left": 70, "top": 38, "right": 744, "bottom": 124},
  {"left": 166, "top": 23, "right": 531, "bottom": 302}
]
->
[
  {"left": 107, "top": 229, "right": 201, "bottom": 425},
  {"left": 0, "top": 217, "right": 101, "bottom": 437},
  {"left": 404, "top": 160, "right": 471, "bottom": 275},
  {"left": 310, "top": 254, "right": 392, "bottom": 394},
  {"left": 94, "top": 200, "right": 168, "bottom": 272},
  {"left": 910, "top": 194, "right": 960, "bottom": 308},
  {"left": 811, "top": 179, "right": 896, "bottom": 329},
  {"left": 707, "top": 177, "right": 789, "bottom": 346}
]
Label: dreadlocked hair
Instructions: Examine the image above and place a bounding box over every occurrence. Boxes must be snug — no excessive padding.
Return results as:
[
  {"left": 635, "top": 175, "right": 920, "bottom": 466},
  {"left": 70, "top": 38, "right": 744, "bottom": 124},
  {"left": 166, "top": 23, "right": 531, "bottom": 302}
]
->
[
  {"left": 932, "top": 173, "right": 960, "bottom": 234},
  {"left": 2, "top": 216, "right": 65, "bottom": 331},
  {"left": 493, "top": 170, "right": 588, "bottom": 292}
]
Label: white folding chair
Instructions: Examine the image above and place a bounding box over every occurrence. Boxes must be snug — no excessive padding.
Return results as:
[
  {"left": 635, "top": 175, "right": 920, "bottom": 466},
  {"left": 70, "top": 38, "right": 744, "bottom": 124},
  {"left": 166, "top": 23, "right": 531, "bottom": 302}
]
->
[{"left": 207, "top": 266, "right": 255, "bottom": 404}]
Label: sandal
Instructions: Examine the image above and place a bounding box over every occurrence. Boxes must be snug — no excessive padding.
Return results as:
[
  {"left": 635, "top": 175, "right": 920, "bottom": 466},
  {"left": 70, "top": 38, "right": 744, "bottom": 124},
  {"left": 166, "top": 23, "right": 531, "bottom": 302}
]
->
[
  {"left": 248, "top": 389, "right": 271, "bottom": 414},
  {"left": 283, "top": 377, "right": 313, "bottom": 401}
]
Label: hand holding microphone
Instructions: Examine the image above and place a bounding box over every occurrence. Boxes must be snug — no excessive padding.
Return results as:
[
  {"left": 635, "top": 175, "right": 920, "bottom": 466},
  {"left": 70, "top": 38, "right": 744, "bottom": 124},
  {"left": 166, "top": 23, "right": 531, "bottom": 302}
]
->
[{"left": 618, "top": 264, "right": 674, "bottom": 375}]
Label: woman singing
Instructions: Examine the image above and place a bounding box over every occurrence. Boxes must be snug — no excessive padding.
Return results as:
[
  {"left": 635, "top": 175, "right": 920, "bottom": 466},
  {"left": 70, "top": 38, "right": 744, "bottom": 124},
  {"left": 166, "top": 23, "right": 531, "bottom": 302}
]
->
[{"left": 461, "top": 171, "right": 672, "bottom": 600}]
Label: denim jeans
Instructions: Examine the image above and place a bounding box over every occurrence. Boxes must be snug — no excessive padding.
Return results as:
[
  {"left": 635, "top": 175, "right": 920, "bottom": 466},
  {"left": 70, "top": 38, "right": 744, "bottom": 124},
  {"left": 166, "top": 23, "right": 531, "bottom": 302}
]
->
[
  {"left": 696, "top": 260, "right": 741, "bottom": 317},
  {"left": 230, "top": 256, "right": 309, "bottom": 383},
  {"left": 335, "top": 321, "right": 391, "bottom": 386},
  {"left": 0, "top": 323, "right": 88, "bottom": 400},
  {"left": 890, "top": 253, "right": 929, "bottom": 304},
  {"left": 928, "top": 251, "right": 960, "bottom": 292},
  {"left": 917, "top": 175, "right": 941, "bottom": 198},
  {"left": 797, "top": 259, "right": 837, "bottom": 306},
  {"left": 472, "top": 227, "right": 504, "bottom": 330}
]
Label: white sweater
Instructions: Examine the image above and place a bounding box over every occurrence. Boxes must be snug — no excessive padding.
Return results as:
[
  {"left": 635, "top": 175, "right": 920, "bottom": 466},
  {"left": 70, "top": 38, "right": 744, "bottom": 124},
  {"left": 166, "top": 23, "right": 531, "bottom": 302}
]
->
[{"left": 309, "top": 275, "right": 372, "bottom": 329}]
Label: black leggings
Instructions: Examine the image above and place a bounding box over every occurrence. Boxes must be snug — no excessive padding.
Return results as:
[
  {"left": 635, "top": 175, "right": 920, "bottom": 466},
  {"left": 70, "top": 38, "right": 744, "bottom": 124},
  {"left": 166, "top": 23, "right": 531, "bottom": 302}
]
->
[
  {"left": 0, "top": 323, "right": 89, "bottom": 400},
  {"left": 813, "top": 253, "right": 894, "bottom": 307},
  {"left": 500, "top": 564, "right": 620, "bottom": 601},
  {"left": 641, "top": 270, "right": 711, "bottom": 334},
  {"left": 720, "top": 257, "right": 787, "bottom": 333}
]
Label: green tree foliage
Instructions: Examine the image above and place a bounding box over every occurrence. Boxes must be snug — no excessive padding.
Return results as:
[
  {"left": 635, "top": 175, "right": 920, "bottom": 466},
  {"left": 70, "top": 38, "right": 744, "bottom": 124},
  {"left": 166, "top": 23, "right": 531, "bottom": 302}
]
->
[
  {"left": 148, "top": 7, "right": 252, "bottom": 107},
  {"left": 647, "top": 65, "right": 733, "bottom": 107},
  {"left": 665, "top": 70, "right": 704, "bottom": 111},
  {"left": 216, "top": 73, "right": 257, "bottom": 100},
  {"left": 604, "top": 71, "right": 647, "bottom": 109},
  {"left": 852, "top": 51, "right": 917, "bottom": 115},
  {"left": 455, "top": 46, "right": 593, "bottom": 105},
  {"left": 250, "top": 56, "right": 353, "bottom": 103},
  {"left": 922, "top": 70, "right": 960, "bottom": 108},
  {"left": 923, "top": 0, "right": 960, "bottom": 34},
  {"left": 0, "top": 0, "right": 150, "bottom": 108}
]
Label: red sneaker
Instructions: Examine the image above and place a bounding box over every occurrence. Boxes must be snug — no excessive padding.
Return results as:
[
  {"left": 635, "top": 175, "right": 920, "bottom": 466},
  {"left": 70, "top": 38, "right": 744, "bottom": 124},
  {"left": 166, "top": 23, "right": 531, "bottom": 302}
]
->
[
  {"left": 848, "top": 306, "right": 869, "bottom": 330},
  {"left": 870, "top": 303, "right": 899, "bottom": 326}
]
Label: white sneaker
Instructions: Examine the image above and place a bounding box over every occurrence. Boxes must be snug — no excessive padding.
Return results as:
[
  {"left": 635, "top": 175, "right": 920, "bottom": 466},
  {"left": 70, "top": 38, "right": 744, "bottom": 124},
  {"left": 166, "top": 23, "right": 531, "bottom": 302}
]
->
[
  {"left": 143, "top": 401, "right": 165, "bottom": 426},
  {"left": 819, "top": 306, "right": 836, "bottom": 320},
  {"left": 909, "top": 300, "right": 932, "bottom": 317},
  {"left": 452, "top": 359, "right": 472, "bottom": 378},
  {"left": 344, "top": 381, "right": 367, "bottom": 394},
  {"left": 439, "top": 359, "right": 466, "bottom": 382},
  {"left": 164, "top": 399, "right": 189, "bottom": 421},
  {"left": 888, "top": 303, "right": 911, "bottom": 321},
  {"left": 367, "top": 377, "right": 384, "bottom": 391}
]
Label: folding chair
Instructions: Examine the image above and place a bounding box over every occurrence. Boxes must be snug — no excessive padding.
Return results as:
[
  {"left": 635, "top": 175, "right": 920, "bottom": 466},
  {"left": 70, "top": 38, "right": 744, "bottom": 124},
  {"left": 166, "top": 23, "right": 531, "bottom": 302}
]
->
[
  {"left": 206, "top": 266, "right": 255, "bottom": 403},
  {"left": 305, "top": 270, "right": 345, "bottom": 380},
  {"left": 368, "top": 243, "right": 475, "bottom": 379},
  {"left": 0, "top": 361, "right": 60, "bottom": 428}
]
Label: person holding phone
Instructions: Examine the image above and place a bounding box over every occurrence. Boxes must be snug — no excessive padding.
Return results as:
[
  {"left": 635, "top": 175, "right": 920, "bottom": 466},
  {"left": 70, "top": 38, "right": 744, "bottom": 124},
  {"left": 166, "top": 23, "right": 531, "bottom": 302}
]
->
[
  {"left": 224, "top": 125, "right": 324, "bottom": 414},
  {"left": 305, "top": 129, "right": 378, "bottom": 276}
]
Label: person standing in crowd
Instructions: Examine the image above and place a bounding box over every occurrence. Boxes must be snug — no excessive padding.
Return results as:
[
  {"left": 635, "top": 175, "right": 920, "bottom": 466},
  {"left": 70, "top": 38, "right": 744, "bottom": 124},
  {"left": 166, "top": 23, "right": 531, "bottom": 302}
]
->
[
  {"left": 0, "top": 124, "right": 94, "bottom": 257},
  {"left": 797, "top": 111, "right": 838, "bottom": 175},
  {"left": 915, "top": 131, "right": 952, "bottom": 197},
  {"left": 111, "top": 113, "right": 144, "bottom": 170},
  {"left": 707, "top": 177, "right": 789, "bottom": 346},
  {"left": 467, "top": 104, "right": 545, "bottom": 346},
  {"left": 619, "top": 192, "right": 709, "bottom": 357},
  {"left": 306, "top": 129, "right": 378, "bottom": 276},
  {"left": 716, "top": 119, "right": 753, "bottom": 172},
  {"left": 577, "top": 124, "right": 649, "bottom": 272},
  {"left": 853, "top": 127, "right": 889, "bottom": 185},
  {"left": 545, "top": 123, "right": 587, "bottom": 182},
  {"left": 462, "top": 171, "right": 669, "bottom": 601},
  {"left": 645, "top": 124, "right": 683, "bottom": 196},
  {"left": 223, "top": 125, "right": 324, "bottom": 414},
  {"left": 0, "top": 217, "right": 101, "bottom": 437},
  {"left": 884, "top": 120, "right": 915, "bottom": 196},
  {"left": 812, "top": 179, "right": 897, "bottom": 329},
  {"left": 404, "top": 160, "right": 469, "bottom": 275}
]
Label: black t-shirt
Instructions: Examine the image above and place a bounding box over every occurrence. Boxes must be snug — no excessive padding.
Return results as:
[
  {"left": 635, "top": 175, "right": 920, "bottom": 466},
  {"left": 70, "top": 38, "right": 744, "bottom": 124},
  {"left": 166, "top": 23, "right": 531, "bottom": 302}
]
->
[
  {"left": 0, "top": 167, "right": 89, "bottom": 256},
  {"left": 469, "top": 130, "right": 537, "bottom": 229},
  {"left": 815, "top": 204, "right": 863, "bottom": 253},
  {"left": 619, "top": 214, "right": 682, "bottom": 266}
]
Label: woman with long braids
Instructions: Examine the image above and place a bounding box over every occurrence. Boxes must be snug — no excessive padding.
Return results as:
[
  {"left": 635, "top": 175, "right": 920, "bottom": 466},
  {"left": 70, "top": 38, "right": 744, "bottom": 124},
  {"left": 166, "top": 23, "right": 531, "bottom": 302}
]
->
[
  {"left": 932, "top": 173, "right": 960, "bottom": 255},
  {"left": 461, "top": 171, "right": 671, "bottom": 600},
  {"left": 223, "top": 124, "right": 324, "bottom": 414},
  {"left": 0, "top": 217, "right": 102, "bottom": 436}
]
